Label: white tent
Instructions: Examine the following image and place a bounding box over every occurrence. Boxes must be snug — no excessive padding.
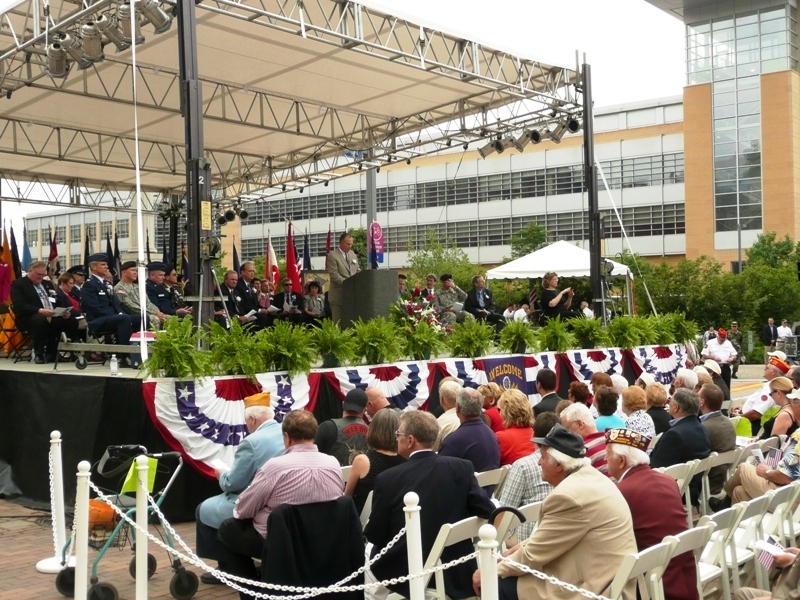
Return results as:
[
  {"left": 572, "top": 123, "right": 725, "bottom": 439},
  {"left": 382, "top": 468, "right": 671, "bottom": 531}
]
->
[{"left": 486, "top": 240, "right": 632, "bottom": 280}]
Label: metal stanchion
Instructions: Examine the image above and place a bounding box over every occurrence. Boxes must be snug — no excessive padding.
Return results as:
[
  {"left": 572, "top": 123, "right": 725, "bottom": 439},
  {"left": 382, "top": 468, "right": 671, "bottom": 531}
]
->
[
  {"left": 37, "top": 431, "right": 75, "bottom": 573},
  {"left": 403, "top": 492, "right": 424, "bottom": 600},
  {"left": 135, "top": 455, "right": 149, "bottom": 600},
  {"left": 74, "top": 461, "right": 91, "bottom": 600},
  {"left": 478, "top": 524, "right": 499, "bottom": 600}
]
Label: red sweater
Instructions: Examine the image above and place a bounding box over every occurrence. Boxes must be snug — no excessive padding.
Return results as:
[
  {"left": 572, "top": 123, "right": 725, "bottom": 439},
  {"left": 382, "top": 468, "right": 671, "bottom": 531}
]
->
[{"left": 495, "top": 426, "right": 534, "bottom": 466}]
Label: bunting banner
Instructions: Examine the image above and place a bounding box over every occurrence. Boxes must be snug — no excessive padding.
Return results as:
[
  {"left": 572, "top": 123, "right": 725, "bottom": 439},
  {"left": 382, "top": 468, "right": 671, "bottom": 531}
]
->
[{"left": 142, "top": 345, "right": 686, "bottom": 475}]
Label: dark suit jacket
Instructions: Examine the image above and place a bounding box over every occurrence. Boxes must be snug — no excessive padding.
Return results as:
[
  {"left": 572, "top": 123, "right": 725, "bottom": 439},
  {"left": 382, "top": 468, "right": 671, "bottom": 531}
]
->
[
  {"left": 69, "top": 286, "right": 82, "bottom": 304},
  {"left": 235, "top": 278, "right": 261, "bottom": 314},
  {"left": 272, "top": 291, "right": 304, "bottom": 313},
  {"left": 55, "top": 287, "right": 81, "bottom": 316},
  {"left": 764, "top": 323, "right": 779, "bottom": 346},
  {"left": 533, "top": 392, "right": 562, "bottom": 417},
  {"left": 10, "top": 277, "right": 56, "bottom": 329},
  {"left": 463, "top": 287, "right": 496, "bottom": 317},
  {"left": 702, "top": 411, "right": 737, "bottom": 494},
  {"left": 617, "top": 465, "right": 699, "bottom": 600},
  {"left": 364, "top": 451, "right": 494, "bottom": 599},
  {"left": 649, "top": 415, "right": 711, "bottom": 501},
  {"left": 81, "top": 275, "right": 123, "bottom": 323},
  {"left": 145, "top": 279, "right": 176, "bottom": 315},
  {"left": 213, "top": 284, "right": 244, "bottom": 317}
]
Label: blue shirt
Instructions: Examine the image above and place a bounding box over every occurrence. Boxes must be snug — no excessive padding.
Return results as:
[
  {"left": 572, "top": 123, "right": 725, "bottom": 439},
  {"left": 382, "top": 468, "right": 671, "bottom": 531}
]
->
[
  {"left": 438, "top": 418, "right": 500, "bottom": 474},
  {"left": 595, "top": 414, "right": 627, "bottom": 432}
]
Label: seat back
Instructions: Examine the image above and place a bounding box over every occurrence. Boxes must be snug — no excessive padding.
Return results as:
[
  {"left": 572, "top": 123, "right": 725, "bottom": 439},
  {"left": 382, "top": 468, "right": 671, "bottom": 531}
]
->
[
  {"left": 341, "top": 465, "right": 352, "bottom": 482},
  {"left": 736, "top": 493, "right": 774, "bottom": 550},
  {"left": 764, "top": 481, "right": 800, "bottom": 545},
  {"left": 648, "top": 432, "right": 662, "bottom": 452},
  {"left": 712, "top": 448, "right": 746, "bottom": 480},
  {"left": 423, "top": 516, "right": 487, "bottom": 596},
  {"left": 606, "top": 540, "right": 675, "bottom": 600},
  {"left": 475, "top": 467, "right": 509, "bottom": 496},
  {"left": 494, "top": 501, "right": 542, "bottom": 544},
  {"left": 663, "top": 522, "right": 716, "bottom": 599},
  {"left": 700, "top": 504, "right": 746, "bottom": 565},
  {"left": 697, "top": 452, "right": 719, "bottom": 517},
  {"left": 761, "top": 436, "right": 781, "bottom": 453},
  {"left": 360, "top": 490, "right": 373, "bottom": 527}
]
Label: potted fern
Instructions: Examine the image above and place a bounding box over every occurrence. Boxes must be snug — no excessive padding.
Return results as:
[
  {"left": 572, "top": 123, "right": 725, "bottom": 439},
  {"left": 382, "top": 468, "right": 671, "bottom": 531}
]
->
[
  {"left": 567, "top": 316, "right": 611, "bottom": 350},
  {"left": 498, "top": 319, "right": 537, "bottom": 354},
  {"left": 207, "top": 319, "right": 264, "bottom": 381},
  {"left": 310, "top": 320, "right": 356, "bottom": 368},
  {"left": 403, "top": 319, "right": 446, "bottom": 361},
  {"left": 141, "top": 316, "right": 212, "bottom": 380},
  {"left": 447, "top": 318, "right": 495, "bottom": 359},
  {"left": 264, "top": 320, "right": 315, "bottom": 376},
  {"left": 536, "top": 317, "right": 577, "bottom": 353},
  {"left": 353, "top": 317, "right": 403, "bottom": 365}
]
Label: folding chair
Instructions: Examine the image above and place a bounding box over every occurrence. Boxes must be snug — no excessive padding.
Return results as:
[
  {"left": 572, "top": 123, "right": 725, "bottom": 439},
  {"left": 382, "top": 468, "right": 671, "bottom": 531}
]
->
[
  {"left": 0, "top": 303, "right": 31, "bottom": 362},
  {"left": 605, "top": 540, "right": 675, "bottom": 600},
  {"left": 696, "top": 452, "right": 718, "bottom": 519},
  {"left": 340, "top": 465, "right": 352, "bottom": 482},
  {"left": 494, "top": 501, "right": 542, "bottom": 549},
  {"left": 762, "top": 482, "right": 800, "bottom": 547},
  {"left": 657, "top": 460, "right": 701, "bottom": 528},
  {"left": 475, "top": 466, "right": 509, "bottom": 498},
  {"left": 360, "top": 490, "right": 373, "bottom": 527},
  {"left": 698, "top": 504, "right": 746, "bottom": 600},
  {"left": 761, "top": 436, "right": 781, "bottom": 453},
  {"left": 702, "top": 449, "right": 746, "bottom": 516},
  {"left": 730, "top": 494, "right": 774, "bottom": 592},
  {"left": 648, "top": 433, "right": 662, "bottom": 453},
  {"left": 663, "top": 521, "right": 716, "bottom": 600}
]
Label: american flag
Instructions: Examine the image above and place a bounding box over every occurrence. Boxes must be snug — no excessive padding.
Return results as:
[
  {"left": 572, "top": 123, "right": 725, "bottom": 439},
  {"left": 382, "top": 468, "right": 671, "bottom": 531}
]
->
[
  {"left": 528, "top": 285, "right": 538, "bottom": 308},
  {"left": 766, "top": 448, "right": 784, "bottom": 468},
  {"left": 758, "top": 536, "right": 785, "bottom": 571}
]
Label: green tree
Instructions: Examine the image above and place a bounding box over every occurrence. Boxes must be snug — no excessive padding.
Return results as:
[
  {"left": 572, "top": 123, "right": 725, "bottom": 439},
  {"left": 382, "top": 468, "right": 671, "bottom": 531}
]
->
[
  {"left": 745, "top": 232, "right": 800, "bottom": 269},
  {"left": 407, "top": 229, "right": 479, "bottom": 291},
  {"left": 509, "top": 223, "right": 548, "bottom": 259},
  {"left": 348, "top": 227, "right": 368, "bottom": 271}
]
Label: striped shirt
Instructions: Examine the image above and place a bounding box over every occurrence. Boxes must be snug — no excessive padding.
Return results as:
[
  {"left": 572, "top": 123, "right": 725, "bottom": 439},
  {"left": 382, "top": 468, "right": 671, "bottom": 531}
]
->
[
  {"left": 233, "top": 443, "right": 343, "bottom": 538},
  {"left": 584, "top": 431, "right": 609, "bottom": 476}
]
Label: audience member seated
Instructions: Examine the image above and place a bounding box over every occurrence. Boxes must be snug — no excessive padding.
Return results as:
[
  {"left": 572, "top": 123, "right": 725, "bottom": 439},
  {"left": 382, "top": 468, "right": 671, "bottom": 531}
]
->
[
  {"left": 760, "top": 376, "right": 798, "bottom": 439},
  {"left": 364, "top": 386, "right": 400, "bottom": 418},
  {"left": 434, "top": 380, "right": 463, "bottom": 450},
  {"left": 115, "top": 261, "right": 163, "bottom": 330},
  {"left": 672, "top": 367, "right": 699, "bottom": 395},
  {"left": 733, "top": 354, "right": 790, "bottom": 436},
  {"left": 594, "top": 385, "right": 626, "bottom": 431},
  {"left": 555, "top": 399, "right": 572, "bottom": 416},
  {"left": 272, "top": 277, "right": 305, "bottom": 325},
  {"left": 698, "top": 383, "right": 736, "bottom": 496},
  {"left": 195, "top": 398, "right": 284, "bottom": 585},
  {"left": 634, "top": 371, "right": 655, "bottom": 390},
  {"left": 65, "top": 265, "right": 85, "bottom": 302},
  {"left": 734, "top": 546, "right": 800, "bottom": 599},
  {"left": 700, "top": 359, "right": 731, "bottom": 402},
  {"left": 365, "top": 411, "right": 494, "bottom": 600},
  {"left": 649, "top": 388, "right": 711, "bottom": 503},
  {"left": 432, "top": 273, "right": 469, "bottom": 326},
  {"left": 495, "top": 389, "right": 535, "bottom": 466},
  {"left": 568, "top": 381, "right": 591, "bottom": 407},
  {"left": 478, "top": 382, "right": 505, "bottom": 433},
  {"left": 344, "top": 409, "right": 405, "bottom": 515},
  {"left": 146, "top": 262, "right": 192, "bottom": 318},
  {"left": 81, "top": 254, "right": 140, "bottom": 363},
  {"left": 234, "top": 262, "right": 270, "bottom": 329},
  {"left": 539, "top": 271, "right": 581, "bottom": 320},
  {"left": 302, "top": 280, "right": 325, "bottom": 326},
  {"left": 164, "top": 267, "right": 187, "bottom": 311},
  {"left": 588, "top": 371, "right": 614, "bottom": 416},
  {"left": 475, "top": 424, "right": 637, "bottom": 600},
  {"left": 605, "top": 428, "right": 699, "bottom": 600},
  {"left": 561, "top": 402, "right": 609, "bottom": 475},
  {"left": 55, "top": 273, "right": 85, "bottom": 341},
  {"left": 496, "top": 412, "right": 558, "bottom": 545},
  {"left": 217, "top": 411, "right": 342, "bottom": 586},
  {"left": 463, "top": 275, "right": 504, "bottom": 331},
  {"left": 213, "top": 270, "right": 249, "bottom": 329},
  {"left": 315, "top": 388, "right": 369, "bottom": 466},
  {"left": 646, "top": 383, "right": 672, "bottom": 434},
  {"left": 10, "top": 260, "right": 79, "bottom": 363},
  {"left": 622, "top": 386, "right": 656, "bottom": 438},
  {"left": 258, "top": 280, "right": 274, "bottom": 309},
  {"left": 439, "top": 388, "right": 501, "bottom": 476},
  {"left": 532, "top": 368, "right": 561, "bottom": 416}
]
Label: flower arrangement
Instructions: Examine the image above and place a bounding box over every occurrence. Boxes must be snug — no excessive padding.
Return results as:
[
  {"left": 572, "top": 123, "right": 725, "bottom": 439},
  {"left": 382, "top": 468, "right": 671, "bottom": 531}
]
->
[{"left": 389, "top": 297, "right": 448, "bottom": 333}]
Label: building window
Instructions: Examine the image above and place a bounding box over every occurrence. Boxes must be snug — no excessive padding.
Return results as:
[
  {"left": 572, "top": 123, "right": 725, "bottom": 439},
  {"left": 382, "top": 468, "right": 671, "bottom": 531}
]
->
[
  {"left": 101, "top": 221, "right": 113, "bottom": 238},
  {"left": 85, "top": 223, "right": 96, "bottom": 242},
  {"left": 116, "top": 219, "right": 129, "bottom": 238},
  {"left": 70, "top": 254, "right": 81, "bottom": 266},
  {"left": 55, "top": 226, "right": 66, "bottom": 244},
  {"left": 28, "top": 229, "right": 38, "bottom": 245},
  {"left": 70, "top": 225, "right": 81, "bottom": 243}
]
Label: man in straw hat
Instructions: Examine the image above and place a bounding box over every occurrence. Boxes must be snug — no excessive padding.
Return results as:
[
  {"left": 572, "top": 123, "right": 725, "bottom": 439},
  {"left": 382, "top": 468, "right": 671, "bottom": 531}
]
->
[
  {"left": 733, "top": 351, "right": 792, "bottom": 436},
  {"left": 195, "top": 392, "right": 285, "bottom": 585}
]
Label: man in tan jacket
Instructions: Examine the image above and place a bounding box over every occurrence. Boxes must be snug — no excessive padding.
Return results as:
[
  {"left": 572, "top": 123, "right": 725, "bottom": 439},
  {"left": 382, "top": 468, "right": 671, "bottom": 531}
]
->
[
  {"left": 474, "top": 424, "right": 637, "bottom": 600},
  {"left": 326, "top": 232, "right": 359, "bottom": 324}
]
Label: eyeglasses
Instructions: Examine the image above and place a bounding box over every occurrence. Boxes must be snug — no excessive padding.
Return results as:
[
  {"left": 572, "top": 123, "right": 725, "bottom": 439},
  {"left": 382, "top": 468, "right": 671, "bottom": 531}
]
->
[
  {"left": 395, "top": 430, "right": 410, "bottom": 438},
  {"left": 769, "top": 390, "right": 781, "bottom": 397}
]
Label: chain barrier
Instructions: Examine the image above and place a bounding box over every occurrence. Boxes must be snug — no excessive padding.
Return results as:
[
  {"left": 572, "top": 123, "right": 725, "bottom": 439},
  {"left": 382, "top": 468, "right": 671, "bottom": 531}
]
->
[
  {"left": 495, "top": 553, "right": 613, "bottom": 600},
  {"left": 46, "top": 441, "right": 58, "bottom": 559},
  {"left": 86, "top": 479, "right": 479, "bottom": 600},
  {"left": 63, "top": 491, "right": 79, "bottom": 565}
]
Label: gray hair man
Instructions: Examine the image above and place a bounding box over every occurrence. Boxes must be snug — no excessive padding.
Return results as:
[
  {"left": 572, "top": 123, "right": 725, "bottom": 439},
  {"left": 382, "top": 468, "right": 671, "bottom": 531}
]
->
[
  {"left": 435, "top": 380, "right": 463, "bottom": 450},
  {"left": 439, "top": 388, "right": 501, "bottom": 476}
]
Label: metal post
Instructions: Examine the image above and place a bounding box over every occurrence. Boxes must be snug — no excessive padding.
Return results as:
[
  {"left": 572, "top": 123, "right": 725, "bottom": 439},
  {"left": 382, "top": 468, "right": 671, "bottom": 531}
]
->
[
  {"left": 403, "top": 492, "right": 425, "bottom": 600},
  {"left": 366, "top": 164, "right": 377, "bottom": 269},
  {"left": 477, "top": 524, "right": 499, "bottom": 600},
  {"left": 135, "top": 455, "right": 149, "bottom": 600},
  {"left": 177, "top": 0, "right": 213, "bottom": 327},
  {"left": 36, "top": 431, "right": 74, "bottom": 573},
  {"left": 737, "top": 220, "right": 742, "bottom": 274},
  {"left": 74, "top": 461, "right": 91, "bottom": 600},
  {"left": 582, "top": 61, "right": 602, "bottom": 318}
]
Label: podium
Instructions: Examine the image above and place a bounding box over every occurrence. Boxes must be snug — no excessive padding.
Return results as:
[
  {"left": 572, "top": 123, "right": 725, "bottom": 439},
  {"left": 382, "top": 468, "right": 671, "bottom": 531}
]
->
[{"left": 340, "top": 269, "right": 398, "bottom": 329}]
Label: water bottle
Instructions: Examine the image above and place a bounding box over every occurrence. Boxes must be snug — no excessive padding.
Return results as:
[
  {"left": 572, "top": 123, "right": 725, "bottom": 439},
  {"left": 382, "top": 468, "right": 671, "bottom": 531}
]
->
[{"left": 110, "top": 354, "right": 119, "bottom": 377}]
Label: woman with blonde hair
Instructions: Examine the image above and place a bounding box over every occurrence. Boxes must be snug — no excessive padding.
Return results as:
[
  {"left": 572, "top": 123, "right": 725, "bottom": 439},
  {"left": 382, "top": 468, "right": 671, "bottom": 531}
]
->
[
  {"left": 622, "top": 386, "right": 656, "bottom": 438},
  {"left": 478, "top": 382, "right": 505, "bottom": 432},
  {"left": 645, "top": 383, "right": 671, "bottom": 435},
  {"left": 760, "top": 377, "right": 798, "bottom": 439},
  {"left": 495, "top": 389, "right": 535, "bottom": 465}
]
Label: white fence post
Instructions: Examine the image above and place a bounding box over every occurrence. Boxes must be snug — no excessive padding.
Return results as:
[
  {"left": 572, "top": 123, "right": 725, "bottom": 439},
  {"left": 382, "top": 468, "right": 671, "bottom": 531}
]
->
[
  {"left": 36, "top": 431, "right": 75, "bottom": 573},
  {"left": 74, "top": 461, "right": 91, "bottom": 600},
  {"left": 403, "top": 491, "right": 424, "bottom": 600},
  {"left": 135, "top": 455, "right": 149, "bottom": 600},
  {"left": 478, "top": 524, "right": 499, "bottom": 600}
]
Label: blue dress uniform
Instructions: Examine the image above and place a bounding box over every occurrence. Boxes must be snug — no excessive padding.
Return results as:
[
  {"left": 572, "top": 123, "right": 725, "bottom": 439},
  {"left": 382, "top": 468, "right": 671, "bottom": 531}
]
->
[
  {"left": 81, "top": 255, "right": 140, "bottom": 349},
  {"left": 146, "top": 278, "right": 177, "bottom": 315}
]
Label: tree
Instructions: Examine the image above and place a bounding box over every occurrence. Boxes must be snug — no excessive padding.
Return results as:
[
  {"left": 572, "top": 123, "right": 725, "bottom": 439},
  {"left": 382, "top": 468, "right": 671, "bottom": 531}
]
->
[
  {"left": 509, "top": 223, "right": 548, "bottom": 259},
  {"left": 746, "top": 232, "right": 800, "bottom": 269},
  {"left": 407, "top": 229, "right": 479, "bottom": 291},
  {"left": 348, "top": 227, "right": 368, "bottom": 272}
]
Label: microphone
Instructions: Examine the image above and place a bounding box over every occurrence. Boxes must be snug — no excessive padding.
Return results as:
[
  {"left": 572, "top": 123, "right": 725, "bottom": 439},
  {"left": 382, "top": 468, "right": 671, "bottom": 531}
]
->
[{"left": 353, "top": 249, "right": 365, "bottom": 258}]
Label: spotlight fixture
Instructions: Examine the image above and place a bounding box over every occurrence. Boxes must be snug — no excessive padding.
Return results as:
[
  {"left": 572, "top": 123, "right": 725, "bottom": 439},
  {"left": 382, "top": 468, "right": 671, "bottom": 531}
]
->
[
  {"left": 224, "top": 209, "right": 236, "bottom": 222},
  {"left": 46, "top": 42, "right": 68, "bottom": 78},
  {"left": 118, "top": 2, "right": 145, "bottom": 46},
  {"left": 216, "top": 214, "right": 227, "bottom": 226},
  {"left": 492, "top": 137, "right": 514, "bottom": 154},
  {"left": 478, "top": 140, "right": 497, "bottom": 159},
  {"left": 139, "top": 0, "right": 172, "bottom": 33},
  {"left": 81, "top": 21, "right": 104, "bottom": 62},
  {"left": 281, "top": 184, "right": 287, "bottom": 192},
  {"left": 567, "top": 118, "right": 581, "bottom": 134},
  {"left": 512, "top": 130, "right": 542, "bottom": 152},
  {"left": 446, "top": 139, "right": 452, "bottom": 147},
  {"left": 462, "top": 143, "right": 468, "bottom": 150},
  {"left": 238, "top": 208, "right": 249, "bottom": 220},
  {"left": 5, "top": 90, "right": 10, "bottom": 100},
  {"left": 376, "top": 167, "right": 380, "bottom": 173},
  {"left": 96, "top": 13, "right": 130, "bottom": 51},
  {"left": 406, "top": 158, "right": 411, "bottom": 165},
  {"left": 299, "top": 187, "right": 304, "bottom": 193},
  {"left": 324, "top": 180, "right": 329, "bottom": 187},
  {"left": 57, "top": 33, "right": 88, "bottom": 70},
  {"left": 548, "top": 118, "right": 580, "bottom": 144},
  {"left": 358, "top": 163, "right": 363, "bottom": 171}
]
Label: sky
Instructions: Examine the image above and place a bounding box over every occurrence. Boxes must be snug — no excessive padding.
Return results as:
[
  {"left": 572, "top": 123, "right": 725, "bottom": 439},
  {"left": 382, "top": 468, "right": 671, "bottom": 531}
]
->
[{"left": 0, "top": 0, "right": 686, "bottom": 245}]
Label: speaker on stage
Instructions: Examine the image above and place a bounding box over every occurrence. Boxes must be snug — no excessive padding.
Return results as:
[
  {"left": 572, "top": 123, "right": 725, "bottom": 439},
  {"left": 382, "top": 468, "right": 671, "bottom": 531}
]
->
[{"left": 340, "top": 270, "right": 397, "bottom": 329}]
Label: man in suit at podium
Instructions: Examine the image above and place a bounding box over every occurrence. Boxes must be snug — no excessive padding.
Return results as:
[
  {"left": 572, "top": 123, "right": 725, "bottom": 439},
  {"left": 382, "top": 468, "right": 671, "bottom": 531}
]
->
[{"left": 326, "top": 232, "right": 359, "bottom": 324}]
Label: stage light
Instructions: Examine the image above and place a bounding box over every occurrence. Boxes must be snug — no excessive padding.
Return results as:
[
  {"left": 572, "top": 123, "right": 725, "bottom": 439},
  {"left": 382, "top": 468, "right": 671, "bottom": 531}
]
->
[
  {"left": 216, "top": 214, "right": 227, "bottom": 226},
  {"left": 46, "top": 42, "right": 68, "bottom": 78},
  {"left": 81, "top": 21, "right": 104, "bottom": 63},
  {"left": 96, "top": 13, "right": 130, "bottom": 51},
  {"left": 446, "top": 139, "right": 452, "bottom": 147},
  {"left": 376, "top": 167, "right": 380, "bottom": 173},
  {"left": 512, "top": 130, "right": 542, "bottom": 152},
  {"left": 478, "top": 140, "right": 497, "bottom": 159},
  {"left": 238, "top": 208, "right": 248, "bottom": 220},
  {"left": 118, "top": 2, "right": 145, "bottom": 46},
  {"left": 324, "top": 180, "right": 329, "bottom": 187},
  {"left": 406, "top": 158, "right": 411, "bottom": 165},
  {"left": 224, "top": 209, "right": 236, "bottom": 222},
  {"left": 549, "top": 121, "right": 568, "bottom": 144},
  {"left": 462, "top": 143, "right": 468, "bottom": 150},
  {"left": 299, "top": 187, "right": 304, "bottom": 193},
  {"left": 492, "top": 137, "right": 514, "bottom": 154},
  {"left": 358, "top": 163, "right": 363, "bottom": 171},
  {"left": 281, "top": 184, "right": 287, "bottom": 192},
  {"left": 57, "top": 33, "right": 88, "bottom": 70},
  {"left": 567, "top": 118, "right": 581, "bottom": 134},
  {"left": 139, "top": 0, "right": 172, "bottom": 33}
]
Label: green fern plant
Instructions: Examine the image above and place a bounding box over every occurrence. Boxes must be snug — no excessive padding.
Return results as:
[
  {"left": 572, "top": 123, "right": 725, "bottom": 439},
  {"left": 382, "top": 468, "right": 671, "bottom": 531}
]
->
[
  {"left": 264, "top": 320, "right": 315, "bottom": 376},
  {"left": 535, "top": 316, "right": 577, "bottom": 353},
  {"left": 207, "top": 319, "right": 264, "bottom": 380},
  {"left": 498, "top": 319, "right": 537, "bottom": 354},
  {"left": 402, "top": 319, "right": 447, "bottom": 360},
  {"left": 309, "top": 320, "right": 356, "bottom": 367},
  {"left": 353, "top": 317, "right": 403, "bottom": 365},
  {"left": 631, "top": 315, "right": 658, "bottom": 346},
  {"left": 661, "top": 312, "right": 699, "bottom": 345},
  {"left": 447, "top": 318, "right": 496, "bottom": 359},
  {"left": 649, "top": 314, "right": 677, "bottom": 346},
  {"left": 141, "top": 316, "right": 212, "bottom": 379},
  {"left": 567, "top": 317, "right": 611, "bottom": 349}
]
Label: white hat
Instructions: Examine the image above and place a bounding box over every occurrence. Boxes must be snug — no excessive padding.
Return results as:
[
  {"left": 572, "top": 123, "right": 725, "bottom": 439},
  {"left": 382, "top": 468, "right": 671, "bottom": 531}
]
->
[
  {"left": 787, "top": 389, "right": 800, "bottom": 401},
  {"left": 637, "top": 372, "right": 655, "bottom": 387},
  {"left": 768, "top": 350, "right": 788, "bottom": 361},
  {"left": 702, "top": 359, "right": 722, "bottom": 376}
]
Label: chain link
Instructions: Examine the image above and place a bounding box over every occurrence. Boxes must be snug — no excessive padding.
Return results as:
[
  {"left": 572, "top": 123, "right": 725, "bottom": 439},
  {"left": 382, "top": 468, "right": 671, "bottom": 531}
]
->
[
  {"left": 495, "top": 553, "right": 613, "bottom": 600},
  {"left": 85, "top": 479, "right": 479, "bottom": 600},
  {"left": 47, "top": 441, "right": 58, "bottom": 558}
]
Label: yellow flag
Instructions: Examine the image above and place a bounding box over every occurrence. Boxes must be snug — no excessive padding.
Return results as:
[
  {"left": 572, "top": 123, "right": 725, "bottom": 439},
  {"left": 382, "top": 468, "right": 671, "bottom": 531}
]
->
[{"left": 120, "top": 457, "right": 158, "bottom": 494}]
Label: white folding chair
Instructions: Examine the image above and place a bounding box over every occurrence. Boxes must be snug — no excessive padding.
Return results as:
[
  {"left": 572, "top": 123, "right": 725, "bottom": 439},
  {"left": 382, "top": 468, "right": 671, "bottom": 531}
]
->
[
  {"left": 658, "top": 459, "right": 701, "bottom": 527},
  {"left": 761, "top": 436, "right": 781, "bottom": 453},
  {"left": 341, "top": 465, "right": 352, "bottom": 482},
  {"left": 360, "top": 490, "right": 373, "bottom": 527},
  {"left": 648, "top": 432, "right": 662, "bottom": 453},
  {"left": 730, "top": 494, "right": 773, "bottom": 592},
  {"left": 697, "top": 452, "right": 719, "bottom": 518},
  {"left": 605, "top": 540, "right": 675, "bottom": 600},
  {"left": 475, "top": 466, "right": 509, "bottom": 498},
  {"left": 698, "top": 504, "right": 746, "bottom": 600},
  {"left": 762, "top": 481, "right": 800, "bottom": 546},
  {"left": 494, "top": 501, "right": 542, "bottom": 549},
  {"left": 663, "top": 521, "right": 716, "bottom": 600}
]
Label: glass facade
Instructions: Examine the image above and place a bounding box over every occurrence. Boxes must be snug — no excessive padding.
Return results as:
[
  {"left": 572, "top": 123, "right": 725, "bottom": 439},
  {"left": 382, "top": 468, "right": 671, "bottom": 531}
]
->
[{"left": 687, "top": 6, "right": 799, "bottom": 233}]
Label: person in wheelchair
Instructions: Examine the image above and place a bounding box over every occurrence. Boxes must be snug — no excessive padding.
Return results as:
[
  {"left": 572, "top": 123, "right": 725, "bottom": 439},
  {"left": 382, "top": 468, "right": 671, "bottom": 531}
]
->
[{"left": 81, "top": 253, "right": 140, "bottom": 367}]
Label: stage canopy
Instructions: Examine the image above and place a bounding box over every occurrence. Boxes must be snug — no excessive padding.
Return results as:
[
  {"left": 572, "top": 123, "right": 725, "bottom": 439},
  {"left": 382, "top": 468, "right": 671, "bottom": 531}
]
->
[
  {"left": 0, "top": 0, "right": 582, "bottom": 214},
  {"left": 486, "top": 240, "right": 632, "bottom": 281}
]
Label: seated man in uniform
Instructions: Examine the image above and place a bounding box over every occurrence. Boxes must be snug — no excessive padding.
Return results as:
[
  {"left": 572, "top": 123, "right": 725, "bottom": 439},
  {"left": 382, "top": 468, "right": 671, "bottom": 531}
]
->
[{"left": 146, "top": 262, "right": 192, "bottom": 318}]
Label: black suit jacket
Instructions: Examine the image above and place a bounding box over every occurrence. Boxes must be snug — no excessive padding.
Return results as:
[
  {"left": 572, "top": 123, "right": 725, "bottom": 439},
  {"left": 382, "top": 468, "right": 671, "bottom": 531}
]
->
[
  {"left": 54, "top": 287, "right": 81, "bottom": 316},
  {"left": 533, "top": 392, "right": 562, "bottom": 417},
  {"left": 235, "top": 278, "right": 260, "bottom": 314},
  {"left": 364, "top": 451, "right": 494, "bottom": 599},
  {"left": 463, "top": 287, "right": 496, "bottom": 317},
  {"left": 10, "top": 277, "right": 56, "bottom": 329},
  {"left": 702, "top": 412, "right": 737, "bottom": 494},
  {"left": 272, "top": 291, "right": 304, "bottom": 313},
  {"left": 146, "top": 279, "right": 175, "bottom": 315},
  {"left": 764, "top": 324, "right": 779, "bottom": 346},
  {"left": 81, "top": 275, "right": 123, "bottom": 322},
  {"left": 649, "top": 415, "right": 711, "bottom": 501},
  {"left": 213, "top": 284, "right": 244, "bottom": 316}
]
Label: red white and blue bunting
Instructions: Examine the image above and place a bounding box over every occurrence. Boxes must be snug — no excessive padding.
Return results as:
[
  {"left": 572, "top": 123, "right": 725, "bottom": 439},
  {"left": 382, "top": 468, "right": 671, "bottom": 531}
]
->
[{"left": 142, "top": 345, "right": 686, "bottom": 476}]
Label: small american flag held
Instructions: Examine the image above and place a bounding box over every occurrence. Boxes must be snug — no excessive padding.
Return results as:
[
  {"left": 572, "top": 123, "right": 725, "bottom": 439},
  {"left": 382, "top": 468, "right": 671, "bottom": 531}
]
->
[
  {"left": 766, "top": 448, "right": 784, "bottom": 468},
  {"left": 757, "top": 536, "right": 785, "bottom": 571}
]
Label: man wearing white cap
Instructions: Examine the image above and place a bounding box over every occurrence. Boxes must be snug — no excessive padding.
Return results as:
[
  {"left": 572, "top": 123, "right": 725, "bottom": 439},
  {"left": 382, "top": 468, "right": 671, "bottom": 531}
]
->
[{"left": 702, "top": 328, "right": 737, "bottom": 390}]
